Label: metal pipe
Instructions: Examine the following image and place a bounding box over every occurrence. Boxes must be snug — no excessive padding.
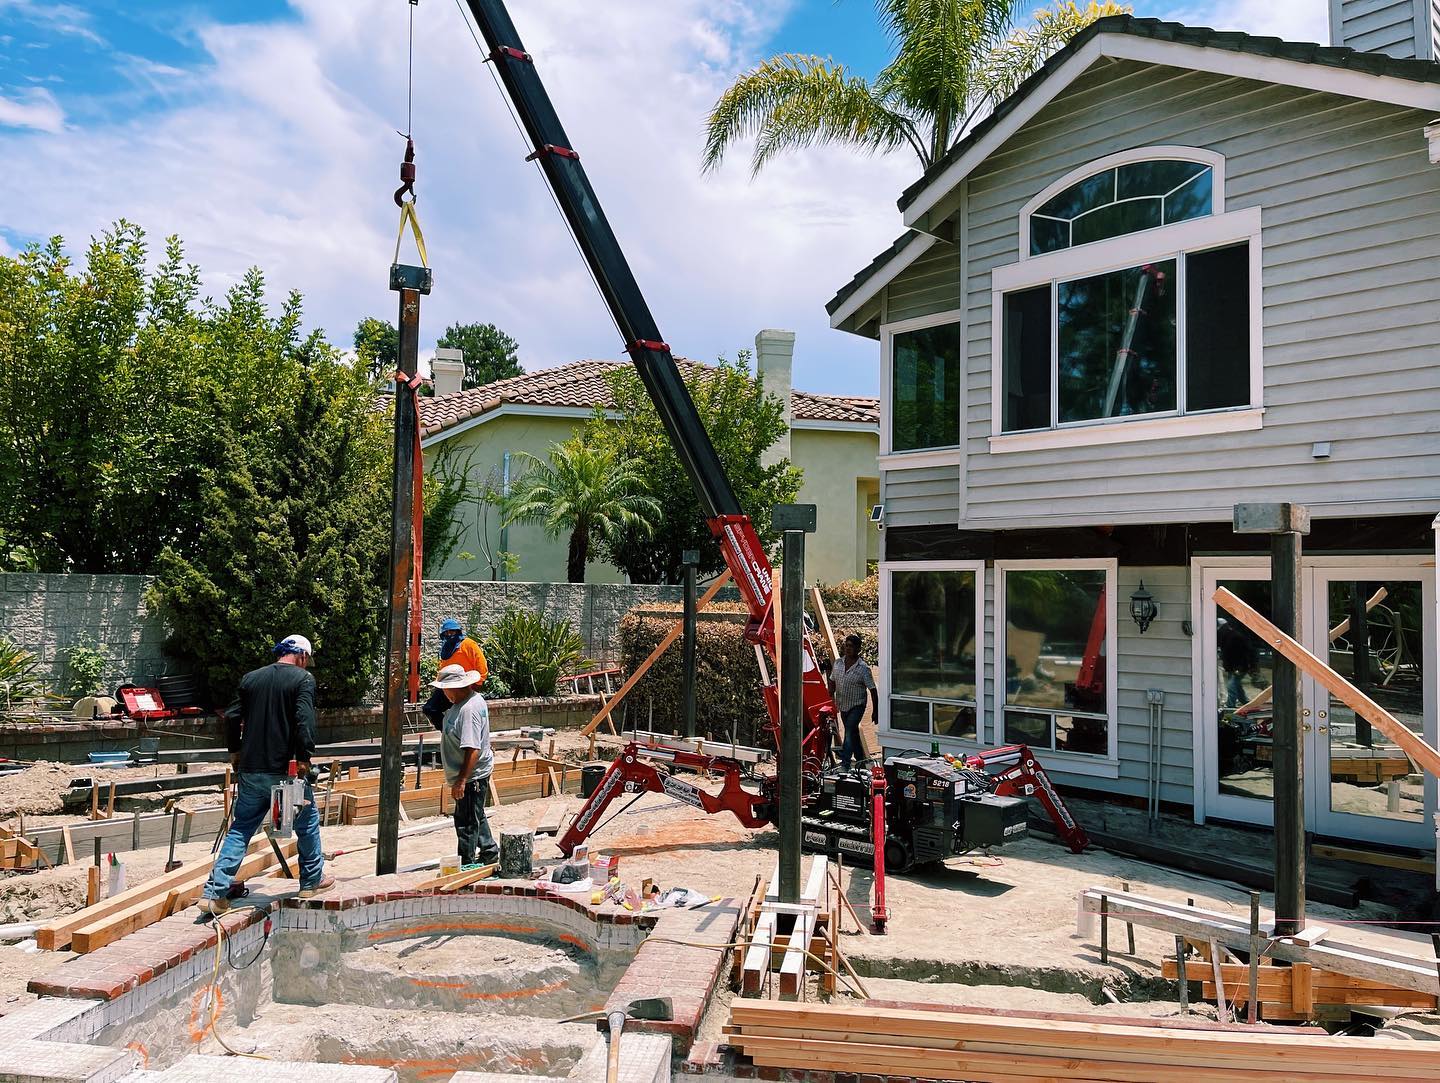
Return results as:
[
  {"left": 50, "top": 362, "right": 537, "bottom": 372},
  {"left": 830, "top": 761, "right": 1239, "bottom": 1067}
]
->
[
  {"left": 778, "top": 528, "right": 805, "bottom": 904},
  {"left": 1271, "top": 529, "right": 1305, "bottom": 938},
  {"left": 682, "top": 550, "right": 698, "bottom": 738}
]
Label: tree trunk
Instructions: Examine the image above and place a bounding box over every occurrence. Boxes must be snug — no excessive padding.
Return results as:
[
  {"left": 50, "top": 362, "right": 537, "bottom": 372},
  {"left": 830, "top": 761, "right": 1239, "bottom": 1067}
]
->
[{"left": 566, "top": 527, "right": 587, "bottom": 583}]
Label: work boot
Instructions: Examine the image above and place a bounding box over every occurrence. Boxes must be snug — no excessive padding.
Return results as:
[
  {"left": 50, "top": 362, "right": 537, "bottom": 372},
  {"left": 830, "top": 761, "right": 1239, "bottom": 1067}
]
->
[
  {"left": 197, "top": 895, "right": 231, "bottom": 916},
  {"left": 298, "top": 875, "right": 336, "bottom": 899}
]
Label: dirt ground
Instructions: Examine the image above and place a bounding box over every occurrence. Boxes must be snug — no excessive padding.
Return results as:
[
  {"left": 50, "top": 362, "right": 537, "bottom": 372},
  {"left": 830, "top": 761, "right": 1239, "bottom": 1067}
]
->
[{"left": 5, "top": 736, "right": 1438, "bottom": 1042}]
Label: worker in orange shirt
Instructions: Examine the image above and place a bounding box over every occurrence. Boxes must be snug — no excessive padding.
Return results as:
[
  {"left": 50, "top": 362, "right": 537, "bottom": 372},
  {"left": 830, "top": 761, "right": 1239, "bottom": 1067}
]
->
[{"left": 422, "top": 618, "right": 489, "bottom": 727}]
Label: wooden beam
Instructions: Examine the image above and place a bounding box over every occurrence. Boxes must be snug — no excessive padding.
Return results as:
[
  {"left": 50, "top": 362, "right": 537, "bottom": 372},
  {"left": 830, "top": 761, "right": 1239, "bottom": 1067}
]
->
[
  {"left": 1213, "top": 586, "right": 1440, "bottom": 778},
  {"left": 581, "top": 569, "right": 732, "bottom": 736},
  {"left": 1312, "top": 843, "right": 1435, "bottom": 876},
  {"left": 809, "top": 586, "right": 839, "bottom": 662},
  {"left": 70, "top": 841, "right": 295, "bottom": 953}
]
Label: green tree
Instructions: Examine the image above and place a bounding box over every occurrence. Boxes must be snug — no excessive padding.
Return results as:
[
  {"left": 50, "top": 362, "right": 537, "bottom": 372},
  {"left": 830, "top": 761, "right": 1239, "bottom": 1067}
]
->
[
  {"left": 586, "top": 354, "right": 801, "bottom": 584},
  {"left": 148, "top": 346, "right": 390, "bottom": 708},
  {"left": 501, "top": 438, "right": 659, "bottom": 583},
  {"left": 703, "top": 0, "right": 1124, "bottom": 176},
  {"left": 0, "top": 223, "right": 213, "bottom": 572},
  {"left": 353, "top": 316, "right": 398, "bottom": 380},
  {"left": 434, "top": 321, "right": 522, "bottom": 390}
]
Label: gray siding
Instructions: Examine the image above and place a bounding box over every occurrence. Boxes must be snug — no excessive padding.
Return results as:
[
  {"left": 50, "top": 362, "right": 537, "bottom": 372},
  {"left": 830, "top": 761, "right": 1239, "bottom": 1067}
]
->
[
  {"left": 881, "top": 564, "right": 1195, "bottom": 805},
  {"left": 881, "top": 464, "right": 960, "bottom": 528},
  {"left": 1331, "top": 0, "right": 1436, "bottom": 59},
  {"left": 961, "top": 60, "right": 1440, "bottom": 529},
  {"left": 884, "top": 241, "right": 961, "bottom": 324}
]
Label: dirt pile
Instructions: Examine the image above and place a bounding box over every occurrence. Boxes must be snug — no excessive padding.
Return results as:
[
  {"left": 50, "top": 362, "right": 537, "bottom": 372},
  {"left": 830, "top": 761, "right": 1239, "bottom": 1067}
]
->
[{"left": 0, "top": 763, "right": 73, "bottom": 818}]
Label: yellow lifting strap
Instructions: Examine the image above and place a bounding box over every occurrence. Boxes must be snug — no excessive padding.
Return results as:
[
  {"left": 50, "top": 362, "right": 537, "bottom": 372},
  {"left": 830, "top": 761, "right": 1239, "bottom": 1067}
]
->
[{"left": 393, "top": 198, "right": 429, "bottom": 269}]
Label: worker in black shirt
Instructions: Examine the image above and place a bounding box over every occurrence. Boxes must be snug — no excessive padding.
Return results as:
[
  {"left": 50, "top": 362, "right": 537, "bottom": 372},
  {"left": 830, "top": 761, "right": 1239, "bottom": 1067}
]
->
[{"left": 200, "top": 634, "right": 332, "bottom": 914}]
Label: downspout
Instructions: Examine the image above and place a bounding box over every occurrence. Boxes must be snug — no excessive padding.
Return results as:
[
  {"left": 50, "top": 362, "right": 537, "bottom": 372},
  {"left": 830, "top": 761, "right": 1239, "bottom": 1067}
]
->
[{"left": 500, "top": 451, "right": 511, "bottom": 582}]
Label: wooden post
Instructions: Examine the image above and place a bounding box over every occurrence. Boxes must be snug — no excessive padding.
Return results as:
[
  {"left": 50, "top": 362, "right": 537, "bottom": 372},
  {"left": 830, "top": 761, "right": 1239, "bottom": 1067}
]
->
[
  {"left": 1233, "top": 502, "right": 1309, "bottom": 939},
  {"left": 1099, "top": 892, "right": 1109, "bottom": 965},
  {"left": 86, "top": 866, "right": 100, "bottom": 908},
  {"left": 89, "top": 783, "right": 98, "bottom": 822},
  {"left": 378, "top": 265, "right": 429, "bottom": 876},
  {"left": 106, "top": 782, "right": 116, "bottom": 819},
  {"left": 1121, "top": 881, "right": 1135, "bottom": 956}
]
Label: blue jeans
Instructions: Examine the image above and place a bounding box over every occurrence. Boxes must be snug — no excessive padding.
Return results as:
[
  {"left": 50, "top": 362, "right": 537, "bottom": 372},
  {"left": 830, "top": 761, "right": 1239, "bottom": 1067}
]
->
[
  {"left": 204, "top": 771, "right": 324, "bottom": 899},
  {"left": 839, "top": 704, "right": 866, "bottom": 770}
]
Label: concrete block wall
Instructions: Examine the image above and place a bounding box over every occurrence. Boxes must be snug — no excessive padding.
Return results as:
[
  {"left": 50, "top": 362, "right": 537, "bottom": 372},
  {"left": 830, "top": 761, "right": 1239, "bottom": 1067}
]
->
[{"left": 0, "top": 574, "right": 168, "bottom": 695}]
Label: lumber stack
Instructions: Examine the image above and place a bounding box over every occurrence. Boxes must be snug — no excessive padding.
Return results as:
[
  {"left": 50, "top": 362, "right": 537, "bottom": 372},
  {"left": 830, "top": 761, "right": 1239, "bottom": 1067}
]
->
[
  {"left": 34, "top": 836, "right": 297, "bottom": 953},
  {"left": 1163, "top": 958, "right": 1437, "bottom": 1020},
  {"left": 333, "top": 757, "right": 580, "bottom": 826},
  {"left": 724, "top": 1001, "right": 1440, "bottom": 1082}
]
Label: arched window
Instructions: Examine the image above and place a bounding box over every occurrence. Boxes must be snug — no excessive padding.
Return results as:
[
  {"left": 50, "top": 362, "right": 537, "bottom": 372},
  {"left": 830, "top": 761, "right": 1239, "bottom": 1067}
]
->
[{"left": 1020, "top": 147, "right": 1224, "bottom": 259}]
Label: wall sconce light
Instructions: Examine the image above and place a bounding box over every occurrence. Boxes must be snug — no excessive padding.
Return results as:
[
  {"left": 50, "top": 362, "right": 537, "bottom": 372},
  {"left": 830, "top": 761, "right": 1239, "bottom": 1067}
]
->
[{"left": 1130, "top": 581, "right": 1157, "bottom": 634}]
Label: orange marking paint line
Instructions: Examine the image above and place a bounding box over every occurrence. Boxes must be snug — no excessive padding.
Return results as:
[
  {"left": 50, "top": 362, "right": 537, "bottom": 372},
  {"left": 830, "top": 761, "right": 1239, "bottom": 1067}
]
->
[
  {"left": 459, "top": 979, "right": 568, "bottom": 1001},
  {"left": 558, "top": 932, "right": 593, "bottom": 952},
  {"left": 125, "top": 1042, "right": 150, "bottom": 1069},
  {"left": 409, "top": 978, "right": 468, "bottom": 990},
  {"left": 367, "top": 920, "right": 540, "bottom": 941}
]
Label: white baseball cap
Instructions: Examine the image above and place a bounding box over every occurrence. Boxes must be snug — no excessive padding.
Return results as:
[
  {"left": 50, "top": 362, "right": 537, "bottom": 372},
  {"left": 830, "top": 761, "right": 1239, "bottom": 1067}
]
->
[{"left": 274, "top": 634, "right": 314, "bottom": 657}]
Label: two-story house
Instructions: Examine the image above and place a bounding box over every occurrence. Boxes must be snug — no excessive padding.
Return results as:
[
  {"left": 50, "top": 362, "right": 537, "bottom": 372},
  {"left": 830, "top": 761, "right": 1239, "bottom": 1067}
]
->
[{"left": 828, "top": 14, "right": 1440, "bottom": 850}]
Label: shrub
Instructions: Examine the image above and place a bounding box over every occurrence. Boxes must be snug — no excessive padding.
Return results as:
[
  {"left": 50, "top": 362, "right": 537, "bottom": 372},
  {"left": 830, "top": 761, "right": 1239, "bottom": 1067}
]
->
[
  {"left": 819, "top": 573, "right": 878, "bottom": 612},
  {"left": 0, "top": 637, "right": 43, "bottom": 703},
  {"left": 62, "top": 633, "right": 108, "bottom": 699},
  {"left": 482, "top": 609, "right": 588, "bottom": 698}
]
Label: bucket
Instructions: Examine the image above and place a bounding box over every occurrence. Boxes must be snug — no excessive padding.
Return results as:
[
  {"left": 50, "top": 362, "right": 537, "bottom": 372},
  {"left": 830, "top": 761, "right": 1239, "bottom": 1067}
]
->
[{"left": 580, "top": 762, "right": 607, "bottom": 798}]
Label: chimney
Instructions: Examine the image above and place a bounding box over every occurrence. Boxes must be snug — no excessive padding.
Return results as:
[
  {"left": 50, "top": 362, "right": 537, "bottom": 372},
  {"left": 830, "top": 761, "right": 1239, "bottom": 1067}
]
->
[
  {"left": 754, "top": 329, "right": 796, "bottom": 466},
  {"left": 432, "top": 347, "right": 465, "bottom": 398},
  {"left": 1330, "top": 0, "right": 1437, "bottom": 59}
]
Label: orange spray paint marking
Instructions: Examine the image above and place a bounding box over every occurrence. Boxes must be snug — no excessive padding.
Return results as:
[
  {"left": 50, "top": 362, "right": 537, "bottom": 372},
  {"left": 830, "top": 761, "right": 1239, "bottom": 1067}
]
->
[
  {"left": 125, "top": 1042, "right": 150, "bottom": 1068},
  {"left": 458, "top": 979, "right": 568, "bottom": 1001},
  {"left": 187, "top": 985, "right": 223, "bottom": 1043},
  {"left": 367, "top": 920, "right": 540, "bottom": 941},
  {"left": 558, "top": 933, "right": 593, "bottom": 952}
]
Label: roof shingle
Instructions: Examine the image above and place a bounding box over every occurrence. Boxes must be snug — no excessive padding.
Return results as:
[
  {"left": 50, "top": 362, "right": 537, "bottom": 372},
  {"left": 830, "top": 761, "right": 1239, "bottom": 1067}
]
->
[{"left": 417, "top": 358, "right": 877, "bottom": 439}]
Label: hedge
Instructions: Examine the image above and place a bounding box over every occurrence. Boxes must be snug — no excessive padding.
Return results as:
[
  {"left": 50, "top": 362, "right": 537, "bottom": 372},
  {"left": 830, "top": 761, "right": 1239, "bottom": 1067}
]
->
[{"left": 617, "top": 602, "right": 878, "bottom": 747}]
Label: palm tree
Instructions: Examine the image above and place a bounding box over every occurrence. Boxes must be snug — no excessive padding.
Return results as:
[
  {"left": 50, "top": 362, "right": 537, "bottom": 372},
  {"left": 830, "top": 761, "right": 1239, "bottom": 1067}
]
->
[
  {"left": 501, "top": 439, "right": 660, "bottom": 583},
  {"left": 703, "top": 0, "right": 1126, "bottom": 177}
]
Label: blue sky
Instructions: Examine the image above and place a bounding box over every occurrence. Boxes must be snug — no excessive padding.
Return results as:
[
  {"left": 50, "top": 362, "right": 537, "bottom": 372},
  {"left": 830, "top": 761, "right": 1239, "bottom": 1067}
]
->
[{"left": 0, "top": 1, "right": 1328, "bottom": 395}]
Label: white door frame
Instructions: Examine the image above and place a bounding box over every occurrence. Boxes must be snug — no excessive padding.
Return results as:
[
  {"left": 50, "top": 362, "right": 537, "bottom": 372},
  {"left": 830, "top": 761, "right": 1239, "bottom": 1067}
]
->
[{"left": 1192, "top": 554, "right": 1435, "bottom": 845}]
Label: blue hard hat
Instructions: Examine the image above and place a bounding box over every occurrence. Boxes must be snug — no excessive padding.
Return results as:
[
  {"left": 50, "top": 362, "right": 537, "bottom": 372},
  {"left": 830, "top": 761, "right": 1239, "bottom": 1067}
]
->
[{"left": 438, "top": 619, "right": 463, "bottom": 635}]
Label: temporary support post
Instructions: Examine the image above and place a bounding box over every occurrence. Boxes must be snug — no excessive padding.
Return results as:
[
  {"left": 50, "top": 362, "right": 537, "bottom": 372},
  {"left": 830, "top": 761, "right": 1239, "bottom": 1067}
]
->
[
  {"left": 1234, "top": 502, "right": 1309, "bottom": 937},
  {"left": 378, "top": 261, "right": 432, "bottom": 876},
  {"left": 682, "top": 549, "right": 698, "bottom": 739},
  {"left": 772, "top": 504, "right": 816, "bottom": 904}
]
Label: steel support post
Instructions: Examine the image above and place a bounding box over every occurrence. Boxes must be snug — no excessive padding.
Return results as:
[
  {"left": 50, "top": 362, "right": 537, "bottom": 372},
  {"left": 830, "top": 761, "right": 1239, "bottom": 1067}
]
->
[
  {"left": 772, "top": 504, "right": 815, "bottom": 905},
  {"left": 378, "top": 265, "right": 430, "bottom": 875},
  {"left": 1234, "top": 503, "right": 1309, "bottom": 938},
  {"left": 682, "top": 549, "right": 698, "bottom": 739}
]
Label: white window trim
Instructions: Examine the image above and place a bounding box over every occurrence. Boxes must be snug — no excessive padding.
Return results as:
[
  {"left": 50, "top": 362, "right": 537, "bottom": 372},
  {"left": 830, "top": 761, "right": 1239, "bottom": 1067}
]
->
[
  {"left": 1018, "top": 146, "right": 1227, "bottom": 261},
  {"left": 880, "top": 309, "right": 965, "bottom": 458},
  {"left": 994, "top": 559, "right": 1120, "bottom": 774},
  {"left": 879, "top": 560, "right": 986, "bottom": 748},
  {"left": 988, "top": 205, "right": 1263, "bottom": 447}
]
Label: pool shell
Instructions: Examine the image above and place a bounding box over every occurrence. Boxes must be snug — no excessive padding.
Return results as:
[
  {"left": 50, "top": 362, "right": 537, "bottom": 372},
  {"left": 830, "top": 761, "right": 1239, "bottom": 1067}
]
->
[{"left": 11, "top": 876, "right": 742, "bottom": 1083}]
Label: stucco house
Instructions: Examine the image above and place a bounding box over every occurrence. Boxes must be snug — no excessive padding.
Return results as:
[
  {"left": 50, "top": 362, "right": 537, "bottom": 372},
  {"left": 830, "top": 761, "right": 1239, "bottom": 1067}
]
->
[
  {"left": 828, "top": 13, "right": 1440, "bottom": 850},
  {"left": 416, "top": 330, "right": 880, "bottom": 586}
]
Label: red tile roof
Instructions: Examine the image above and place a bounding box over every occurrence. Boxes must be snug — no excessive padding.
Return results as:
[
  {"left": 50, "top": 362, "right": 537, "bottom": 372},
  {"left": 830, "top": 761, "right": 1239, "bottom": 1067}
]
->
[{"left": 417, "top": 358, "right": 877, "bottom": 439}]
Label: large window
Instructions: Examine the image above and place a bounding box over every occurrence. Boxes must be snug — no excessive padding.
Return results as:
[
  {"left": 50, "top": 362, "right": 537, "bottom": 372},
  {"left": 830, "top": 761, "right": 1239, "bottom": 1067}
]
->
[
  {"left": 994, "top": 151, "right": 1259, "bottom": 446},
  {"left": 997, "top": 563, "right": 1115, "bottom": 759},
  {"left": 889, "top": 320, "right": 961, "bottom": 452},
  {"left": 885, "top": 565, "right": 981, "bottom": 740}
]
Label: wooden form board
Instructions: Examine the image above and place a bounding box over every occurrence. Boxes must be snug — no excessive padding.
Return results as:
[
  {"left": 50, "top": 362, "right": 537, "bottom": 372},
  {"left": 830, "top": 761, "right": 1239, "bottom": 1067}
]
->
[
  {"left": 27, "top": 804, "right": 226, "bottom": 866},
  {"left": 724, "top": 1000, "right": 1440, "bottom": 1081},
  {"left": 35, "top": 836, "right": 294, "bottom": 952},
  {"left": 1213, "top": 586, "right": 1440, "bottom": 778},
  {"left": 337, "top": 758, "right": 579, "bottom": 826},
  {"left": 1162, "top": 958, "right": 1438, "bottom": 1014},
  {"left": 582, "top": 569, "right": 733, "bottom": 736},
  {"left": 741, "top": 857, "right": 830, "bottom": 998},
  {"left": 1078, "top": 887, "right": 1440, "bottom": 996}
]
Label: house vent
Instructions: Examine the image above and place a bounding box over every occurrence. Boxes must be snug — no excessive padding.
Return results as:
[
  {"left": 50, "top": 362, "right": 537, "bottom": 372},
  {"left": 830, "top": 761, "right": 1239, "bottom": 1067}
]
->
[{"left": 1329, "top": 0, "right": 1438, "bottom": 60}]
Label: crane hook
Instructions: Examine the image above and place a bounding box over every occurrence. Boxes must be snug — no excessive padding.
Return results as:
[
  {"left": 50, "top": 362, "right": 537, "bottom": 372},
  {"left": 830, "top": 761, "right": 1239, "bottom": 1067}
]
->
[{"left": 394, "top": 135, "right": 417, "bottom": 207}]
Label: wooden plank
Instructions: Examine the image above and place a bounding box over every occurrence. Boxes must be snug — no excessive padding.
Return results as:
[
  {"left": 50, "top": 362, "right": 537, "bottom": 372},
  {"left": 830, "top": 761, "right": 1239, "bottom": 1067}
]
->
[
  {"left": 62, "top": 826, "right": 75, "bottom": 866},
  {"left": 437, "top": 865, "right": 497, "bottom": 892},
  {"left": 70, "top": 840, "right": 296, "bottom": 953},
  {"left": 581, "top": 569, "right": 732, "bottom": 736},
  {"left": 1312, "top": 843, "right": 1435, "bottom": 876},
  {"left": 1214, "top": 586, "right": 1440, "bottom": 778},
  {"left": 809, "top": 586, "right": 839, "bottom": 662}
]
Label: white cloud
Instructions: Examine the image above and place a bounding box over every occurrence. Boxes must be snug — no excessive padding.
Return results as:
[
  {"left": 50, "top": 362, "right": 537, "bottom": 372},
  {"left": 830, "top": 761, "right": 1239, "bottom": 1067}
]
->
[
  {"left": 1160, "top": 0, "right": 1330, "bottom": 45},
  {"left": 0, "top": 0, "right": 105, "bottom": 46},
  {"left": 0, "top": 86, "right": 63, "bottom": 132},
  {"left": 0, "top": 0, "right": 909, "bottom": 392}
]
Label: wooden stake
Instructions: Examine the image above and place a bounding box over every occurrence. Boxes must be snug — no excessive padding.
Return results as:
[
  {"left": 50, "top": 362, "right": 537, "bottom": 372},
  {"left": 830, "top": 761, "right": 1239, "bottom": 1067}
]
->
[
  {"left": 581, "top": 570, "right": 732, "bottom": 736},
  {"left": 1175, "top": 936, "right": 1189, "bottom": 1012},
  {"left": 1247, "top": 891, "right": 1261, "bottom": 1024},
  {"left": 106, "top": 782, "right": 116, "bottom": 819},
  {"left": 86, "top": 866, "right": 100, "bottom": 907},
  {"left": 89, "top": 783, "right": 98, "bottom": 821},
  {"left": 62, "top": 825, "right": 76, "bottom": 866},
  {"left": 1121, "top": 881, "right": 1135, "bottom": 956},
  {"left": 1209, "top": 940, "right": 1231, "bottom": 1022}
]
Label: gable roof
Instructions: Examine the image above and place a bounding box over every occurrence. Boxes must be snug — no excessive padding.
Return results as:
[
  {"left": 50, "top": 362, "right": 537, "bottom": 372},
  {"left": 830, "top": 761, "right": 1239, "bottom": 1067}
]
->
[
  {"left": 417, "top": 358, "right": 878, "bottom": 440},
  {"left": 900, "top": 15, "right": 1440, "bottom": 224}
]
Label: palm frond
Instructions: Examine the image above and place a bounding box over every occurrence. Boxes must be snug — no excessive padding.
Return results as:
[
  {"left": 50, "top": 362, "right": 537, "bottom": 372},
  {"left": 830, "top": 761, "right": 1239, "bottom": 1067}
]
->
[
  {"left": 702, "top": 53, "right": 923, "bottom": 175},
  {"left": 972, "top": 3, "right": 1128, "bottom": 115}
]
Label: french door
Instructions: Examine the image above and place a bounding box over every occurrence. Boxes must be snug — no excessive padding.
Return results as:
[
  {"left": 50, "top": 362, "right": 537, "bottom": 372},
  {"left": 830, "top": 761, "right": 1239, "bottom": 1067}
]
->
[{"left": 1198, "top": 559, "right": 1435, "bottom": 848}]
